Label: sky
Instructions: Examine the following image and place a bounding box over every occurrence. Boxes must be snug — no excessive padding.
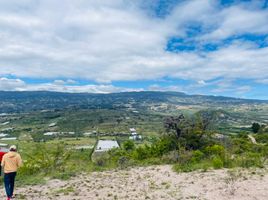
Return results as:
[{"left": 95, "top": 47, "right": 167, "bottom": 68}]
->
[{"left": 0, "top": 0, "right": 268, "bottom": 99}]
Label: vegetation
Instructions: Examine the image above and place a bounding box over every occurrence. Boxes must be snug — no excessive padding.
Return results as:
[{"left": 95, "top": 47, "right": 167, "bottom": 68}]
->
[
  {"left": 252, "top": 122, "right": 261, "bottom": 133},
  {"left": 0, "top": 91, "right": 268, "bottom": 186},
  {"left": 10, "top": 112, "right": 267, "bottom": 186}
]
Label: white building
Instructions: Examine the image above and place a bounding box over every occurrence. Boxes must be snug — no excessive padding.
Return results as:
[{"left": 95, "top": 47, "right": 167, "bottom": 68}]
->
[
  {"left": 130, "top": 128, "right": 136, "bottom": 133},
  {"left": 95, "top": 140, "right": 119, "bottom": 152},
  {"left": 0, "top": 137, "right": 17, "bottom": 141},
  {"left": 131, "top": 132, "right": 137, "bottom": 136},
  {"left": 44, "top": 132, "right": 58, "bottom": 136},
  {"left": 48, "top": 122, "right": 57, "bottom": 127},
  {"left": 129, "top": 135, "right": 142, "bottom": 140},
  {"left": 0, "top": 133, "right": 9, "bottom": 137},
  {"left": 83, "top": 132, "right": 93, "bottom": 136},
  {"left": 129, "top": 128, "right": 142, "bottom": 140}
]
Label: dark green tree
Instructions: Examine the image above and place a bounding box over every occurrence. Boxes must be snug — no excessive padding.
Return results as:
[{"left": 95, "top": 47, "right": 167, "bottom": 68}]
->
[{"left": 252, "top": 122, "right": 261, "bottom": 133}]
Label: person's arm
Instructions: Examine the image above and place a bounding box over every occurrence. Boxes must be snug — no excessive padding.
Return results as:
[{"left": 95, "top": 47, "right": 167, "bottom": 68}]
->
[
  {"left": 16, "top": 154, "right": 23, "bottom": 168},
  {"left": 1, "top": 155, "right": 5, "bottom": 168}
]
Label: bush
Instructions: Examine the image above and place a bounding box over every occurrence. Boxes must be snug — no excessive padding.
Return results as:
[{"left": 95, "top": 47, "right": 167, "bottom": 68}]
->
[
  {"left": 173, "top": 163, "right": 195, "bottom": 172},
  {"left": 231, "top": 138, "right": 253, "bottom": 154},
  {"left": 236, "top": 152, "right": 263, "bottom": 168},
  {"left": 122, "top": 140, "right": 135, "bottom": 151},
  {"left": 173, "top": 160, "right": 211, "bottom": 173},
  {"left": 161, "top": 150, "right": 179, "bottom": 164},
  {"left": 205, "top": 144, "right": 225, "bottom": 159},
  {"left": 177, "top": 149, "right": 193, "bottom": 165},
  {"left": 19, "top": 143, "right": 71, "bottom": 176},
  {"left": 212, "top": 157, "right": 224, "bottom": 169},
  {"left": 132, "top": 145, "right": 151, "bottom": 160},
  {"left": 95, "top": 156, "right": 107, "bottom": 167},
  {"left": 151, "top": 136, "right": 178, "bottom": 157},
  {"left": 191, "top": 150, "right": 204, "bottom": 163},
  {"left": 117, "top": 156, "right": 132, "bottom": 169},
  {"left": 255, "top": 134, "right": 268, "bottom": 143}
]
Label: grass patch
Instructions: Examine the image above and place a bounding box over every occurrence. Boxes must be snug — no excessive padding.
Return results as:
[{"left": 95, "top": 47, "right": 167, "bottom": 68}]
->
[{"left": 54, "top": 186, "right": 75, "bottom": 195}]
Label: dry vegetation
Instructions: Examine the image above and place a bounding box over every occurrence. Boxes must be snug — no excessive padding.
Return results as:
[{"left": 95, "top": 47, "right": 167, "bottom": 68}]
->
[{"left": 2, "top": 165, "right": 268, "bottom": 200}]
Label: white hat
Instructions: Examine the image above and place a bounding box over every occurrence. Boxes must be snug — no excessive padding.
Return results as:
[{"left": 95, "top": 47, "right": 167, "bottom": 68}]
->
[{"left": 9, "top": 145, "right": 17, "bottom": 151}]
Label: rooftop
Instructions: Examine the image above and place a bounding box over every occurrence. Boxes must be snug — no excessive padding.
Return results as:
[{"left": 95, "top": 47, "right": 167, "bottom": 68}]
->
[{"left": 95, "top": 140, "right": 119, "bottom": 152}]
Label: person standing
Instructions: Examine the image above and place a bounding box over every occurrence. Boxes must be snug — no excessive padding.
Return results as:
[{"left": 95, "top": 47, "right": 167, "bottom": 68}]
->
[{"left": 1, "top": 145, "right": 22, "bottom": 200}]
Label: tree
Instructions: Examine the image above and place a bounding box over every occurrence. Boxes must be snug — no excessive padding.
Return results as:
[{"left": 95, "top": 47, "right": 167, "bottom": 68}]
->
[
  {"left": 195, "top": 110, "right": 218, "bottom": 131},
  {"left": 116, "top": 118, "right": 123, "bottom": 125},
  {"left": 164, "top": 114, "right": 185, "bottom": 138},
  {"left": 164, "top": 113, "right": 215, "bottom": 150},
  {"left": 252, "top": 122, "right": 261, "bottom": 133}
]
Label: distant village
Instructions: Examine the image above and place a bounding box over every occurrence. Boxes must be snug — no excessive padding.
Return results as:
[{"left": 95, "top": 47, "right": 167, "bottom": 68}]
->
[{"left": 0, "top": 118, "right": 142, "bottom": 156}]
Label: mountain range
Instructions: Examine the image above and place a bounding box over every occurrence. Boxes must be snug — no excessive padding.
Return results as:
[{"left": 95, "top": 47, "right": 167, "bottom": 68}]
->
[{"left": 0, "top": 91, "right": 267, "bottom": 113}]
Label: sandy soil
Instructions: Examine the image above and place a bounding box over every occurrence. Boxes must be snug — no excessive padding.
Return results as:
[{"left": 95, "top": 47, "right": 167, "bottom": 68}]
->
[{"left": 1, "top": 165, "right": 268, "bottom": 200}]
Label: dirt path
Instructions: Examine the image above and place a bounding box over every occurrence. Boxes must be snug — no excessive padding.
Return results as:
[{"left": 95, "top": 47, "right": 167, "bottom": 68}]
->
[
  {"left": 1, "top": 165, "right": 268, "bottom": 200},
  {"left": 248, "top": 135, "right": 257, "bottom": 144}
]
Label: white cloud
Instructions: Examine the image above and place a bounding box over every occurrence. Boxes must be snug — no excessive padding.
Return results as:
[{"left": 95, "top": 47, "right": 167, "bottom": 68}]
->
[
  {"left": 0, "top": 77, "right": 26, "bottom": 90},
  {"left": 197, "top": 80, "right": 206, "bottom": 86},
  {"left": 201, "top": 6, "right": 268, "bottom": 40},
  {"left": 212, "top": 85, "right": 252, "bottom": 95},
  {"left": 256, "top": 79, "right": 268, "bottom": 84},
  {"left": 66, "top": 79, "right": 77, "bottom": 84},
  {"left": 53, "top": 80, "right": 66, "bottom": 85},
  {"left": 0, "top": 0, "right": 267, "bottom": 85},
  {"left": 0, "top": 77, "right": 141, "bottom": 93}
]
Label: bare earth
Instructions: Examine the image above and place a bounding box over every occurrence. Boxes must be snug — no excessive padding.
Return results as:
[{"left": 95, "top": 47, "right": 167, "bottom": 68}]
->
[{"left": 1, "top": 165, "right": 268, "bottom": 200}]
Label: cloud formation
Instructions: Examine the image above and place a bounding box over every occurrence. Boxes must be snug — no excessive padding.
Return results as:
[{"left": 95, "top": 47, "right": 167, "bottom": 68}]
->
[
  {"left": 0, "top": 0, "right": 267, "bottom": 97},
  {"left": 0, "top": 77, "right": 140, "bottom": 93}
]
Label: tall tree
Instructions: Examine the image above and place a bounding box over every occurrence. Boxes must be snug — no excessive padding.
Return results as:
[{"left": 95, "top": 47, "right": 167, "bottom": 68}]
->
[
  {"left": 164, "top": 114, "right": 185, "bottom": 138},
  {"left": 252, "top": 122, "right": 261, "bottom": 133}
]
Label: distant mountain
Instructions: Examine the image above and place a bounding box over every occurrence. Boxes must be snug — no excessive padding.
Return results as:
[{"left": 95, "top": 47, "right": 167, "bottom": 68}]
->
[{"left": 0, "top": 91, "right": 267, "bottom": 113}]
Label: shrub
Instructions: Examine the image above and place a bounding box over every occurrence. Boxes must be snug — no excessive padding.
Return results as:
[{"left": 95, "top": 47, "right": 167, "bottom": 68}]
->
[
  {"left": 173, "top": 163, "right": 195, "bottom": 172},
  {"left": 255, "top": 134, "right": 268, "bottom": 143},
  {"left": 212, "top": 157, "right": 224, "bottom": 169},
  {"left": 231, "top": 138, "right": 253, "bottom": 154},
  {"left": 132, "top": 145, "right": 151, "bottom": 160},
  {"left": 95, "top": 157, "right": 107, "bottom": 167},
  {"left": 151, "top": 136, "right": 178, "bottom": 157},
  {"left": 205, "top": 144, "right": 225, "bottom": 159},
  {"left": 19, "top": 143, "right": 71, "bottom": 176},
  {"left": 177, "top": 149, "right": 193, "bottom": 165},
  {"left": 122, "top": 140, "right": 135, "bottom": 151},
  {"left": 191, "top": 150, "right": 204, "bottom": 163},
  {"left": 117, "top": 156, "right": 131, "bottom": 169},
  {"left": 161, "top": 150, "right": 179, "bottom": 164},
  {"left": 236, "top": 152, "right": 263, "bottom": 168}
]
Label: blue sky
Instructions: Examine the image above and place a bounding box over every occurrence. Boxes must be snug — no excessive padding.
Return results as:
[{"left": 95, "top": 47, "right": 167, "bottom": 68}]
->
[{"left": 0, "top": 0, "right": 268, "bottom": 99}]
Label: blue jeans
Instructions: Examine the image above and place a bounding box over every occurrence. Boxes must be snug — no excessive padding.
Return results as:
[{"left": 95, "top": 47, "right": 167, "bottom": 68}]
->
[{"left": 4, "top": 172, "right": 17, "bottom": 198}]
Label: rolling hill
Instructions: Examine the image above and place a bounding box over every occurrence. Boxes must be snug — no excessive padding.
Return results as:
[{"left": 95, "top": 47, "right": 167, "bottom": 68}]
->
[{"left": 0, "top": 91, "right": 267, "bottom": 113}]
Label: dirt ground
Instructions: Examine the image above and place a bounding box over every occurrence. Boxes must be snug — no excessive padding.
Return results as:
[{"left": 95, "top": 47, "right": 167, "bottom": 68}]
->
[{"left": 1, "top": 165, "right": 268, "bottom": 200}]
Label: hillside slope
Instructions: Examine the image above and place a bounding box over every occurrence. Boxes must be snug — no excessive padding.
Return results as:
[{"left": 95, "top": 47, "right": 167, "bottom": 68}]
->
[{"left": 4, "top": 165, "right": 268, "bottom": 200}]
